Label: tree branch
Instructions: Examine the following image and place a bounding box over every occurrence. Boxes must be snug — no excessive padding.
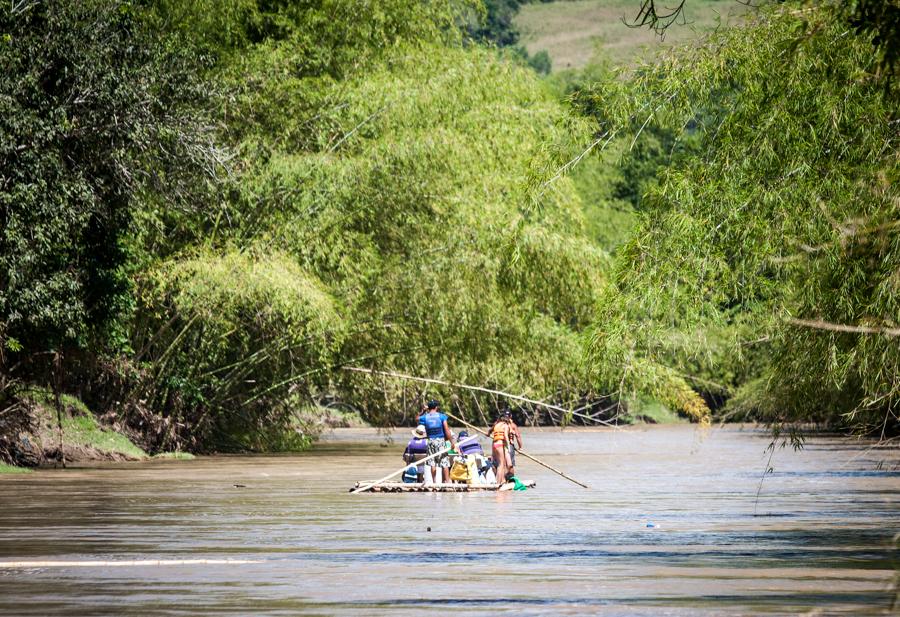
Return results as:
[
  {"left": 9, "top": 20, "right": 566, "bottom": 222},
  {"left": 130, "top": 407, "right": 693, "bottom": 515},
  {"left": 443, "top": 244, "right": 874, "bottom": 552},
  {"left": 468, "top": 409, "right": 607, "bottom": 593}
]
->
[{"left": 788, "top": 318, "right": 900, "bottom": 338}]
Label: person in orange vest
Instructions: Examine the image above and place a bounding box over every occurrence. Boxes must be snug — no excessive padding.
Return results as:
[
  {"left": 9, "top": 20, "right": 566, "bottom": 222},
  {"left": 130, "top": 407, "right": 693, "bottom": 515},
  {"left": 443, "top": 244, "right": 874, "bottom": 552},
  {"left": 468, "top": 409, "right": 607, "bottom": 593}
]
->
[
  {"left": 489, "top": 413, "right": 512, "bottom": 483},
  {"left": 503, "top": 409, "right": 524, "bottom": 478}
]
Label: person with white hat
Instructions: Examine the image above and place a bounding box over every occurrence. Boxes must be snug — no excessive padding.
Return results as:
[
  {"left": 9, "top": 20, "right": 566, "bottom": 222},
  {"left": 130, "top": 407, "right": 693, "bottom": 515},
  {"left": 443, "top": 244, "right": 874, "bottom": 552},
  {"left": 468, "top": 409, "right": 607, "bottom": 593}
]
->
[{"left": 402, "top": 425, "right": 428, "bottom": 482}]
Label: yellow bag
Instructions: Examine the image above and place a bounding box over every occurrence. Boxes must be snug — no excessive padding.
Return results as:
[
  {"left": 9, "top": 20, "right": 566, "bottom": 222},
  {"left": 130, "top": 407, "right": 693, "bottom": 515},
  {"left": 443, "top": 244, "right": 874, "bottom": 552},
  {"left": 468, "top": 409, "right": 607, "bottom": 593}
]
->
[{"left": 449, "top": 459, "right": 469, "bottom": 482}]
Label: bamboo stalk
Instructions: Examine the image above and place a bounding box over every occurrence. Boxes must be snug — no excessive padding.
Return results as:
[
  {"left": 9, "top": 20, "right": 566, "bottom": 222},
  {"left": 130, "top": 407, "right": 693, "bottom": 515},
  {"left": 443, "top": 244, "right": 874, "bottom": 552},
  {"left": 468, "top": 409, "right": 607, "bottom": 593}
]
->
[
  {"left": 472, "top": 391, "right": 489, "bottom": 427},
  {"left": 788, "top": 317, "right": 900, "bottom": 338},
  {"left": 342, "top": 366, "right": 619, "bottom": 428},
  {"left": 444, "top": 410, "right": 590, "bottom": 489},
  {"left": 351, "top": 433, "right": 480, "bottom": 494}
]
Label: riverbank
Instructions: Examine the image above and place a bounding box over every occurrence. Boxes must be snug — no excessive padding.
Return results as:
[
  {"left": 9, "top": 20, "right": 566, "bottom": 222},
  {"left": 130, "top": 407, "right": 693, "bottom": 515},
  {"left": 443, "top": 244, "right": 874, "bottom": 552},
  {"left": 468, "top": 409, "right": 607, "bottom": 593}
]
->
[
  {"left": 0, "top": 390, "right": 370, "bottom": 472},
  {"left": 0, "top": 391, "right": 147, "bottom": 472},
  {"left": 0, "top": 396, "right": 685, "bottom": 472}
]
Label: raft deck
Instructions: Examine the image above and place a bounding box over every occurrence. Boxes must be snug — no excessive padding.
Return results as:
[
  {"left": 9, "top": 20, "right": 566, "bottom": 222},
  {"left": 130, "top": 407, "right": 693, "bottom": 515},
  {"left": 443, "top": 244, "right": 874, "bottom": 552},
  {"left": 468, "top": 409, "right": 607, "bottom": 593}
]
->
[{"left": 351, "top": 481, "right": 536, "bottom": 493}]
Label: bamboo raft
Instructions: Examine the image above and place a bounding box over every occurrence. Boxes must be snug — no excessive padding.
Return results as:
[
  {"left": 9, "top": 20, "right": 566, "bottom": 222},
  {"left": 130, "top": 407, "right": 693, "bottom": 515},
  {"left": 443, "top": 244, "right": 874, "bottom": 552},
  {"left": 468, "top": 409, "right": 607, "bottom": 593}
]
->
[{"left": 350, "top": 481, "right": 536, "bottom": 493}]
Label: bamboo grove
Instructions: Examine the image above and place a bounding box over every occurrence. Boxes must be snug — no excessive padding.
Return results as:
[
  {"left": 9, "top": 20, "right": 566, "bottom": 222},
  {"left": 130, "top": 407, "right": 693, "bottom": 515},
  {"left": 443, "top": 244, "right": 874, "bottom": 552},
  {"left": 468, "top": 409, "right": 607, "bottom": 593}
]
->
[{"left": 1, "top": 1, "right": 897, "bottom": 456}]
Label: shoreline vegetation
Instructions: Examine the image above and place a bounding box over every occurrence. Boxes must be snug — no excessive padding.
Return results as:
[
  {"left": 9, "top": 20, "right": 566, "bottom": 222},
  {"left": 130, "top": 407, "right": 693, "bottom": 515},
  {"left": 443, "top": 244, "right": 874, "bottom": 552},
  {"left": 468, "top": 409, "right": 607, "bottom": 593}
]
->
[
  {"left": 0, "top": 388, "right": 680, "bottom": 471},
  {"left": 1, "top": 389, "right": 371, "bottom": 470},
  {"left": 1, "top": 1, "right": 897, "bottom": 468}
]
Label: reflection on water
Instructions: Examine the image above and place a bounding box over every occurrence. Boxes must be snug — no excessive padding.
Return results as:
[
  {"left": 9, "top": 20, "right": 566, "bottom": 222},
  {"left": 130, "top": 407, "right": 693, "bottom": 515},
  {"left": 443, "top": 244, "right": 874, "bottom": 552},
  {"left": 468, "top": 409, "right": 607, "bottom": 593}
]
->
[{"left": 0, "top": 425, "right": 897, "bottom": 615}]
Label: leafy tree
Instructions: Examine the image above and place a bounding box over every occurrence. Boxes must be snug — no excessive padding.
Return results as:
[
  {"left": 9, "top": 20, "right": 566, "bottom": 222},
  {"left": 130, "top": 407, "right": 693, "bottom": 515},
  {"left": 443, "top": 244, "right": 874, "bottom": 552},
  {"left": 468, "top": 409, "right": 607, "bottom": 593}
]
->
[
  {"left": 116, "top": 1, "right": 609, "bottom": 449},
  {"left": 0, "top": 0, "right": 218, "bottom": 356},
  {"left": 466, "top": 0, "right": 527, "bottom": 46},
  {"left": 144, "top": 0, "right": 471, "bottom": 58},
  {"left": 527, "top": 49, "right": 552, "bottom": 74},
  {"left": 587, "top": 5, "right": 899, "bottom": 433}
]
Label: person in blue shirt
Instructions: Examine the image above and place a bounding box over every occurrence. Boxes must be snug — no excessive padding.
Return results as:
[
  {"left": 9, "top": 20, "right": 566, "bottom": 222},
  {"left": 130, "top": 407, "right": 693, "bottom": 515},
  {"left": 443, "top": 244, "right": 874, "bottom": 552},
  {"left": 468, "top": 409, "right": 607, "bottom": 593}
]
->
[
  {"left": 402, "top": 425, "right": 428, "bottom": 482},
  {"left": 417, "top": 399, "right": 457, "bottom": 483}
]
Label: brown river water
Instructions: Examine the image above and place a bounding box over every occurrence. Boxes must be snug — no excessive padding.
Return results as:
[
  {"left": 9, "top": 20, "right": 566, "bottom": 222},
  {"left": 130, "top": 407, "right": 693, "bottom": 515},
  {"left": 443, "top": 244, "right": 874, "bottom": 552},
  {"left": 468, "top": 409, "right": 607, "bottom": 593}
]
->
[{"left": 0, "top": 425, "right": 898, "bottom": 616}]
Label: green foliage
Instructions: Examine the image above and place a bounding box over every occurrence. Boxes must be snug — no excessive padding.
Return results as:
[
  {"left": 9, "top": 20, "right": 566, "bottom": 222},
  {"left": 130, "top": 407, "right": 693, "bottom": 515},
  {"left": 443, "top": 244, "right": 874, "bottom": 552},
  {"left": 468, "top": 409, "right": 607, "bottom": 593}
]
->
[
  {"left": 0, "top": 0, "right": 217, "bottom": 353},
  {"left": 214, "top": 40, "right": 606, "bottom": 425},
  {"left": 838, "top": 0, "right": 900, "bottom": 79},
  {"left": 2, "top": 0, "right": 616, "bottom": 451},
  {"left": 632, "top": 398, "right": 688, "bottom": 424},
  {"left": 547, "top": 53, "right": 702, "bottom": 255},
  {"left": 140, "top": 0, "right": 259, "bottom": 53},
  {"left": 62, "top": 414, "right": 147, "bottom": 459},
  {"left": 586, "top": 6, "right": 899, "bottom": 432},
  {"left": 22, "top": 388, "right": 147, "bottom": 459},
  {"left": 568, "top": 152, "right": 637, "bottom": 252},
  {"left": 465, "top": 0, "right": 526, "bottom": 46},
  {"left": 145, "top": 0, "right": 471, "bottom": 59},
  {"left": 0, "top": 462, "right": 30, "bottom": 474},
  {"left": 133, "top": 249, "right": 345, "bottom": 449},
  {"left": 527, "top": 49, "right": 552, "bottom": 74},
  {"left": 502, "top": 226, "right": 608, "bottom": 327}
]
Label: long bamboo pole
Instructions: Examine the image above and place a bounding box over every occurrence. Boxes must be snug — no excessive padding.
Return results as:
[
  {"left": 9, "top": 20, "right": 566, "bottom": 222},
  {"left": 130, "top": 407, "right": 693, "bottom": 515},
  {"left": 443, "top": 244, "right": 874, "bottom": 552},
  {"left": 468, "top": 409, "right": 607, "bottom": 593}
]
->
[
  {"left": 351, "top": 434, "right": 480, "bottom": 494},
  {"left": 342, "top": 366, "right": 619, "bottom": 428},
  {"left": 444, "top": 410, "right": 590, "bottom": 489}
]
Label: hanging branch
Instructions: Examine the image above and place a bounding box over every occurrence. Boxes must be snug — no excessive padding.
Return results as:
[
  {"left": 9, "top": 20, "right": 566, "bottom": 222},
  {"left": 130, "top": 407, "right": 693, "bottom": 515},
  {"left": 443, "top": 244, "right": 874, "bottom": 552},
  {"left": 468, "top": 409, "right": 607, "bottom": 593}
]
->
[
  {"left": 624, "top": 0, "right": 688, "bottom": 34},
  {"left": 342, "top": 366, "right": 620, "bottom": 428},
  {"left": 788, "top": 318, "right": 900, "bottom": 338},
  {"left": 52, "top": 351, "right": 65, "bottom": 468},
  {"left": 471, "top": 390, "right": 489, "bottom": 427}
]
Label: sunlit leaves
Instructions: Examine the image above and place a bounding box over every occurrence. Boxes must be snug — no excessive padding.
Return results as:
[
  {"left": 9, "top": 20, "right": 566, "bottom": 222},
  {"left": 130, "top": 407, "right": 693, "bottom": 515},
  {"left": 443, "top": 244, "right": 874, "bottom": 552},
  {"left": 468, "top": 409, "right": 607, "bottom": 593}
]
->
[{"left": 586, "top": 6, "right": 899, "bottom": 432}]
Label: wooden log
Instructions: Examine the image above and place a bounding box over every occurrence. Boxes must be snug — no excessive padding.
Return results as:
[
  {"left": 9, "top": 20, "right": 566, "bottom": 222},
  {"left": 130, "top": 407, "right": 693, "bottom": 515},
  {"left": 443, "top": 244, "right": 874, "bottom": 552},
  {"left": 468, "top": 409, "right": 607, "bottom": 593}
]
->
[
  {"left": 351, "top": 433, "right": 480, "bottom": 494},
  {"left": 350, "top": 481, "right": 536, "bottom": 493}
]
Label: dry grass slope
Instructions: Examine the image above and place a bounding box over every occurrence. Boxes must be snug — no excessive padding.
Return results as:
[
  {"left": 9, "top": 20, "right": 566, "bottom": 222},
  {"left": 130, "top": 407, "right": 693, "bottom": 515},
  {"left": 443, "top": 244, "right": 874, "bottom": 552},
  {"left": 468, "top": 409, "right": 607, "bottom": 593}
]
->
[{"left": 516, "top": 0, "right": 749, "bottom": 70}]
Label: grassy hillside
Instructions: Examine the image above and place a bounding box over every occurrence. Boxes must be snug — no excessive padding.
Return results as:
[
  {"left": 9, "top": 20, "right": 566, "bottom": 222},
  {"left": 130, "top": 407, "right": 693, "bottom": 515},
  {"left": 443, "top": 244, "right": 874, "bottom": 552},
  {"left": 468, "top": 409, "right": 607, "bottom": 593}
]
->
[{"left": 516, "top": 0, "right": 748, "bottom": 69}]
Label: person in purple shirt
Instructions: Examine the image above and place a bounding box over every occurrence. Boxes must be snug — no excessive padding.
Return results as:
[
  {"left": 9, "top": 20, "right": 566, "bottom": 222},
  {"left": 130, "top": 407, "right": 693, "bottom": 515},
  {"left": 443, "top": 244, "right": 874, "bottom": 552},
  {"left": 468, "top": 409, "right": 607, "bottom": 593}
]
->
[
  {"left": 456, "top": 430, "right": 483, "bottom": 456},
  {"left": 417, "top": 399, "right": 457, "bottom": 483},
  {"left": 403, "top": 425, "right": 428, "bottom": 482}
]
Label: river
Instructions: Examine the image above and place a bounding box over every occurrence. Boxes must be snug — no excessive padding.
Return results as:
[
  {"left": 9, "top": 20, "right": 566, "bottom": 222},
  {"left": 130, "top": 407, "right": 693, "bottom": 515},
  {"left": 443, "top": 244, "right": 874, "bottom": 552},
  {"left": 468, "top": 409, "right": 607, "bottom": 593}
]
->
[{"left": 0, "top": 425, "right": 897, "bottom": 615}]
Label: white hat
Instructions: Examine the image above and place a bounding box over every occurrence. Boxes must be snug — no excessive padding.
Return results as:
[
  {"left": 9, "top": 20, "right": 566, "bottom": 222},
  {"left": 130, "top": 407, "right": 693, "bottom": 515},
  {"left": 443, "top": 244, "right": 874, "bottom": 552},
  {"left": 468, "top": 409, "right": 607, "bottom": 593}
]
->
[{"left": 413, "top": 425, "right": 426, "bottom": 437}]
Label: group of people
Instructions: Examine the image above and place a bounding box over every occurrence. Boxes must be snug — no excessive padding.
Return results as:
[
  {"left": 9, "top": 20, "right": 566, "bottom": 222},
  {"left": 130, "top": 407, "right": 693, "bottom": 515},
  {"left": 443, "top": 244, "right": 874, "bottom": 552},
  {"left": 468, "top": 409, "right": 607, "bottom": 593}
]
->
[{"left": 401, "top": 399, "right": 523, "bottom": 485}]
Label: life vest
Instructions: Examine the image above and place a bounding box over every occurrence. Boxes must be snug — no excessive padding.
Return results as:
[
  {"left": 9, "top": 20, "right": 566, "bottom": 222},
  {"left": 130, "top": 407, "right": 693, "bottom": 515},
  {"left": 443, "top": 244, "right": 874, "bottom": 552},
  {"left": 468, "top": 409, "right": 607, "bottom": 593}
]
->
[
  {"left": 491, "top": 422, "right": 509, "bottom": 443},
  {"left": 459, "top": 439, "right": 483, "bottom": 455},
  {"left": 419, "top": 411, "right": 446, "bottom": 439},
  {"left": 405, "top": 437, "right": 427, "bottom": 455}
]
